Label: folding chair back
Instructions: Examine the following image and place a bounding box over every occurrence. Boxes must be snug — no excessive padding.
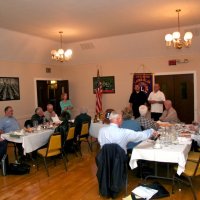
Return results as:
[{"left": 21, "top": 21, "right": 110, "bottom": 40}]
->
[
  {"left": 80, "top": 123, "right": 89, "bottom": 137},
  {"left": 46, "top": 134, "right": 62, "bottom": 157},
  {"left": 67, "top": 127, "right": 75, "bottom": 141}
]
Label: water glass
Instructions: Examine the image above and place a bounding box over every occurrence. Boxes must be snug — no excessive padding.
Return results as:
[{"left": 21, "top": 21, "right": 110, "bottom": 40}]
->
[{"left": 33, "top": 120, "right": 38, "bottom": 128}]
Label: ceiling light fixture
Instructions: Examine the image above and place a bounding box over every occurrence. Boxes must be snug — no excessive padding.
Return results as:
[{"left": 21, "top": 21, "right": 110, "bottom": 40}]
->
[
  {"left": 51, "top": 31, "right": 73, "bottom": 62},
  {"left": 165, "top": 9, "right": 193, "bottom": 49}
]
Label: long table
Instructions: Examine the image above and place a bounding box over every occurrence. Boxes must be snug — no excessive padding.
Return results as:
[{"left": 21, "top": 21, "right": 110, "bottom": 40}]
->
[
  {"left": 89, "top": 122, "right": 108, "bottom": 138},
  {"left": 129, "top": 140, "right": 191, "bottom": 176},
  {"left": 1, "top": 129, "right": 54, "bottom": 155}
]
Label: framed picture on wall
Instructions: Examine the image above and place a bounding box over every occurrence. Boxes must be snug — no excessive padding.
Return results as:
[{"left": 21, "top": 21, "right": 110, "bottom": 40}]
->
[
  {"left": 93, "top": 76, "right": 115, "bottom": 93},
  {"left": 0, "top": 77, "right": 20, "bottom": 101}
]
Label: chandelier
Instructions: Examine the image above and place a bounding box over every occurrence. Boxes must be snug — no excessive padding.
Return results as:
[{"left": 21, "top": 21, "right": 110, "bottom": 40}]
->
[
  {"left": 165, "top": 9, "right": 193, "bottom": 49},
  {"left": 51, "top": 31, "right": 73, "bottom": 62}
]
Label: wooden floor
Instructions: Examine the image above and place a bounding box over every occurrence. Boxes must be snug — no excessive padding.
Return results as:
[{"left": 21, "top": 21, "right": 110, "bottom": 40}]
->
[{"left": 0, "top": 143, "right": 199, "bottom": 200}]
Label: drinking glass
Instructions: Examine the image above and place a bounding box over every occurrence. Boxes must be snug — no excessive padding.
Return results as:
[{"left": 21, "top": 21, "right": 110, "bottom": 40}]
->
[{"left": 33, "top": 120, "right": 38, "bottom": 128}]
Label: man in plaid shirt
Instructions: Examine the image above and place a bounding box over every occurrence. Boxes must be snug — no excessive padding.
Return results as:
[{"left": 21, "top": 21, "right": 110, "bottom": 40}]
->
[{"left": 136, "top": 105, "right": 158, "bottom": 130}]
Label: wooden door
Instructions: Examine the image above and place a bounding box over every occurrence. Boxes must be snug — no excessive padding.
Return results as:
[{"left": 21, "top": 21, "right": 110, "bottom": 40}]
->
[
  {"left": 36, "top": 80, "right": 69, "bottom": 115},
  {"left": 155, "top": 74, "right": 194, "bottom": 123}
]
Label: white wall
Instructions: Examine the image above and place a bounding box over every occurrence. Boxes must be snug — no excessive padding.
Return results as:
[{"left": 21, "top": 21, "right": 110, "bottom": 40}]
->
[
  {"left": 60, "top": 24, "right": 200, "bottom": 120},
  {"left": 0, "top": 24, "right": 200, "bottom": 126}
]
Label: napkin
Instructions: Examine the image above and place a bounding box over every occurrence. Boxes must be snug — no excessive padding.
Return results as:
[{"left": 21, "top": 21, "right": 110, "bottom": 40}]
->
[
  {"left": 51, "top": 115, "right": 62, "bottom": 124},
  {"left": 132, "top": 186, "right": 158, "bottom": 200}
]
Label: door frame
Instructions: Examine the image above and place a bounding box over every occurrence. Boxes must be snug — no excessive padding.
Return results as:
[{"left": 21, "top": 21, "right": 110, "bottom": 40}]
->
[
  {"left": 34, "top": 78, "right": 63, "bottom": 108},
  {"left": 154, "top": 71, "right": 197, "bottom": 121}
]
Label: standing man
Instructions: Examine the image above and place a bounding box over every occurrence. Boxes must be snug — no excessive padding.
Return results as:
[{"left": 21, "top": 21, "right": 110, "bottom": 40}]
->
[
  {"left": 148, "top": 83, "right": 166, "bottom": 121},
  {"left": 129, "top": 84, "right": 147, "bottom": 118},
  {"left": 0, "top": 106, "right": 23, "bottom": 158}
]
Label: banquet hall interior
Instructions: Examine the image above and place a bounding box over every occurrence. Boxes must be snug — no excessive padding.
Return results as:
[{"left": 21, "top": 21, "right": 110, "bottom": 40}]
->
[{"left": 0, "top": 0, "right": 200, "bottom": 199}]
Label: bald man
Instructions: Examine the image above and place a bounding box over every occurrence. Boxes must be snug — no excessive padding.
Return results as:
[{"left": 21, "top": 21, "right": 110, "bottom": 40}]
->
[
  {"left": 44, "top": 104, "right": 57, "bottom": 122},
  {"left": 159, "top": 100, "right": 180, "bottom": 123},
  {"left": 98, "top": 111, "right": 158, "bottom": 152}
]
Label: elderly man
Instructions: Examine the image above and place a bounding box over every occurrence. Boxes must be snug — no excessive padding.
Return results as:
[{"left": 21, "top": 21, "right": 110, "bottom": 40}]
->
[
  {"left": 136, "top": 105, "right": 159, "bottom": 130},
  {"left": 31, "top": 107, "right": 45, "bottom": 125},
  {"left": 0, "top": 106, "right": 22, "bottom": 158},
  {"left": 159, "top": 100, "right": 180, "bottom": 123},
  {"left": 148, "top": 83, "right": 166, "bottom": 121},
  {"left": 98, "top": 111, "right": 157, "bottom": 153},
  {"left": 44, "top": 104, "right": 57, "bottom": 122},
  {"left": 129, "top": 84, "right": 147, "bottom": 118}
]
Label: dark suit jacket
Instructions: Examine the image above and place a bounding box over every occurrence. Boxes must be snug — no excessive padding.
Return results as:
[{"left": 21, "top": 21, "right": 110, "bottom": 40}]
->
[
  {"left": 74, "top": 113, "right": 91, "bottom": 137},
  {"left": 96, "top": 143, "right": 127, "bottom": 198}
]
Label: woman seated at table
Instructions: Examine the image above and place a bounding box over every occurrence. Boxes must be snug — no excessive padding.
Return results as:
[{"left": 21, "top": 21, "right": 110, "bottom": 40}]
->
[
  {"left": 103, "top": 108, "right": 115, "bottom": 124},
  {"left": 121, "top": 107, "right": 142, "bottom": 151}
]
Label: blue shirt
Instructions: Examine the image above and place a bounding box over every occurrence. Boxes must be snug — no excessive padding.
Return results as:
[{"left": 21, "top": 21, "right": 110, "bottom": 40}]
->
[
  {"left": 121, "top": 119, "right": 142, "bottom": 149},
  {"left": 0, "top": 116, "right": 20, "bottom": 133},
  {"left": 121, "top": 119, "right": 142, "bottom": 131},
  {"left": 98, "top": 123, "right": 153, "bottom": 153}
]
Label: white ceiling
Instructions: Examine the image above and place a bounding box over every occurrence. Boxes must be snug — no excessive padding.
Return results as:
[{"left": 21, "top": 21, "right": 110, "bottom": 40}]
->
[{"left": 0, "top": 0, "right": 200, "bottom": 43}]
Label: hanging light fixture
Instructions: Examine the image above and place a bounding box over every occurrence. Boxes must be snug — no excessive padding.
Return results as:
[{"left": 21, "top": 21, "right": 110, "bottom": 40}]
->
[
  {"left": 165, "top": 9, "right": 193, "bottom": 49},
  {"left": 51, "top": 31, "right": 73, "bottom": 62}
]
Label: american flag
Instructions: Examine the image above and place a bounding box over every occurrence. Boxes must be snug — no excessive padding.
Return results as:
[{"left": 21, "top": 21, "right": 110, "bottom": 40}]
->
[{"left": 96, "top": 69, "right": 103, "bottom": 114}]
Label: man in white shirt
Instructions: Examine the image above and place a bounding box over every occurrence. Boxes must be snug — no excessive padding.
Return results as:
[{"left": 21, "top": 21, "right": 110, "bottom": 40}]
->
[
  {"left": 148, "top": 83, "right": 166, "bottom": 121},
  {"left": 98, "top": 111, "right": 157, "bottom": 153}
]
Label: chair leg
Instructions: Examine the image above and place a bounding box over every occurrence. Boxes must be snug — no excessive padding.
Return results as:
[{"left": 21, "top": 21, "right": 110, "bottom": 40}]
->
[
  {"left": 187, "top": 177, "right": 197, "bottom": 200},
  {"left": 36, "top": 157, "right": 39, "bottom": 171},
  {"left": 125, "top": 164, "right": 128, "bottom": 196},
  {"left": 61, "top": 153, "right": 67, "bottom": 171},
  {"left": 43, "top": 157, "right": 49, "bottom": 177},
  {"left": 172, "top": 175, "right": 175, "bottom": 194},
  {"left": 87, "top": 138, "right": 92, "bottom": 152},
  {"left": 13, "top": 143, "right": 18, "bottom": 161},
  {"left": 77, "top": 141, "right": 82, "bottom": 157},
  {"left": 54, "top": 158, "right": 56, "bottom": 166}
]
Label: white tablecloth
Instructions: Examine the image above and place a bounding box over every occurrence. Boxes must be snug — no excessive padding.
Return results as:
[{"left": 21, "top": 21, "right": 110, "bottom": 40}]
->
[
  {"left": 1, "top": 129, "right": 54, "bottom": 155},
  {"left": 191, "top": 134, "right": 200, "bottom": 146},
  {"left": 129, "top": 140, "right": 191, "bottom": 175},
  {"left": 89, "top": 122, "right": 108, "bottom": 138}
]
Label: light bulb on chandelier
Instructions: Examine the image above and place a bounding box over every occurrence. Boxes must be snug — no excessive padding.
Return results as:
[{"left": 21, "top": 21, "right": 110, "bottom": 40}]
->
[
  {"left": 164, "top": 9, "right": 193, "bottom": 49},
  {"left": 51, "top": 31, "right": 73, "bottom": 62}
]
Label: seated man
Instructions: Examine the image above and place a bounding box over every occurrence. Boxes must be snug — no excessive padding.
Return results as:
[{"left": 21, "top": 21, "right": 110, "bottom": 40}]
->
[
  {"left": 136, "top": 105, "right": 159, "bottom": 130},
  {"left": 159, "top": 100, "right": 180, "bottom": 123},
  {"left": 98, "top": 111, "right": 157, "bottom": 153},
  {"left": 121, "top": 107, "right": 142, "bottom": 150},
  {"left": 31, "top": 107, "right": 45, "bottom": 125},
  {"left": 44, "top": 104, "right": 57, "bottom": 122},
  {"left": 0, "top": 106, "right": 23, "bottom": 158},
  {"left": 74, "top": 107, "right": 91, "bottom": 138}
]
